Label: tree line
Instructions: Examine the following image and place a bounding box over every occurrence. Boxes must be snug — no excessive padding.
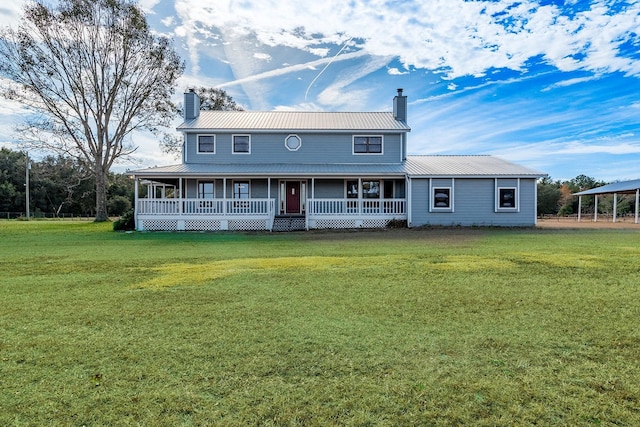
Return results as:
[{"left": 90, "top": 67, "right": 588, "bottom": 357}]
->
[
  {"left": 0, "top": 147, "right": 135, "bottom": 218},
  {"left": 537, "top": 174, "right": 637, "bottom": 217},
  {"left": 2, "top": 145, "right": 632, "bottom": 219}
]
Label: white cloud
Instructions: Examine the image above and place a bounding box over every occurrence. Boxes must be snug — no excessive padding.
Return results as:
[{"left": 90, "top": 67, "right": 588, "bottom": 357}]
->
[
  {"left": 172, "top": 0, "right": 640, "bottom": 80},
  {"left": 542, "top": 76, "right": 600, "bottom": 91},
  {"left": 253, "top": 53, "right": 272, "bottom": 61},
  {"left": 138, "top": 0, "right": 162, "bottom": 13},
  {"left": 387, "top": 67, "right": 408, "bottom": 76},
  {"left": 0, "top": 1, "right": 28, "bottom": 29}
]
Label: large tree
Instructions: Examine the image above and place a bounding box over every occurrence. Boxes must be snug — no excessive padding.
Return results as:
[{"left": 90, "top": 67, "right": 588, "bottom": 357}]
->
[{"left": 0, "top": 0, "right": 184, "bottom": 221}]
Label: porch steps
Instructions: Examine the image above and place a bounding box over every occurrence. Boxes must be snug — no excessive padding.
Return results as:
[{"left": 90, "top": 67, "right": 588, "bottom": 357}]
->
[{"left": 272, "top": 215, "right": 306, "bottom": 232}]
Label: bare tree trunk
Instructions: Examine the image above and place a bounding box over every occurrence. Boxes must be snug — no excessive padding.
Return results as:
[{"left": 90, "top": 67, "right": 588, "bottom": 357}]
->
[{"left": 95, "top": 164, "right": 109, "bottom": 222}]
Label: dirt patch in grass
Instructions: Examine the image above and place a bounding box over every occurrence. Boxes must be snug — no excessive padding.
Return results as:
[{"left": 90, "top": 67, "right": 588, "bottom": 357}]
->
[{"left": 537, "top": 217, "right": 640, "bottom": 229}]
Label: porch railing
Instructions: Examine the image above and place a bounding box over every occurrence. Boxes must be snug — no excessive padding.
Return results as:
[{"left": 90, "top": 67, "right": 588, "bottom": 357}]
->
[
  {"left": 137, "top": 198, "right": 406, "bottom": 217},
  {"left": 309, "top": 198, "right": 406, "bottom": 216},
  {"left": 137, "top": 198, "right": 273, "bottom": 215}
]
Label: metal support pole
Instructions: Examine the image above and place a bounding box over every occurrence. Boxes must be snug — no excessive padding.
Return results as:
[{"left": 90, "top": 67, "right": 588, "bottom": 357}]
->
[
  {"left": 25, "top": 153, "right": 30, "bottom": 220},
  {"left": 577, "top": 196, "right": 582, "bottom": 222},
  {"left": 636, "top": 189, "right": 640, "bottom": 224}
]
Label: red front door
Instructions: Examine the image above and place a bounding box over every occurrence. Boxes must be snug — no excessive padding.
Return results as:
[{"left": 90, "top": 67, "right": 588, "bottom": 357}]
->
[{"left": 285, "top": 181, "right": 301, "bottom": 214}]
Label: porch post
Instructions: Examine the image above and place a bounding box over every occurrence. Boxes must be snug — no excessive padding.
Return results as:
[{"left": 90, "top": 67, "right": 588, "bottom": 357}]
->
[
  {"left": 268, "top": 177, "right": 273, "bottom": 231},
  {"left": 223, "top": 178, "right": 227, "bottom": 215},
  {"left": 358, "top": 178, "right": 362, "bottom": 214},
  {"left": 577, "top": 196, "right": 582, "bottom": 222},
  {"left": 179, "top": 178, "right": 183, "bottom": 214},
  {"left": 594, "top": 195, "right": 598, "bottom": 222},
  {"left": 613, "top": 192, "right": 617, "bottom": 223},
  {"left": 134, "top": 177, "right": 139, "bottom": 227}
]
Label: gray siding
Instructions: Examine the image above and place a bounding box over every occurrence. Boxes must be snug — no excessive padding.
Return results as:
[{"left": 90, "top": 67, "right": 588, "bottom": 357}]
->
[
  {"left": 185, "top": 132, "right": 403, "bottom": 165},
  {"left": 314, "top": 179, "right": 345, "bottom": 198},
  {"left": 410, "top": 178, "right": 537, "bottom": 227},
  {"left": 183, "top": 178, "right": 273, "bottom": 199}
]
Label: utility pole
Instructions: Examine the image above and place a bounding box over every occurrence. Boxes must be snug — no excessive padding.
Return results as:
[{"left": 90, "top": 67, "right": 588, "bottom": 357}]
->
[{"left": 25, "top": 153, "right": 30, "bottom": 220}]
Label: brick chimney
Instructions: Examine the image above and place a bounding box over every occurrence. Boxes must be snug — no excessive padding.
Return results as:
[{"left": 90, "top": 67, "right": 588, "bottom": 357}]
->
[
  {"left": 184, "top": 89, "right": 201, "bottom": 121},
  {"left": 393, "top": 88, "right": 407, "bottom": 122}
]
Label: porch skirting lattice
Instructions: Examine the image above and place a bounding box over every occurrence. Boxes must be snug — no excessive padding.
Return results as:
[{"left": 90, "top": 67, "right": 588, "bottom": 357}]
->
[
  {"left": 140, "top": 219, "right": 179, "bottom": 231},
  {"left": 184, "top": 219, "right": 222, "bottom": 231},
  {"left": 228, "top": 219, "right": 269, "bottom": 231}
]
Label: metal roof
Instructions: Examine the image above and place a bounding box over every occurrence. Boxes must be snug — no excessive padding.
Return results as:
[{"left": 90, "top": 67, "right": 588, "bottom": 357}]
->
[
  {"left": 573, "top": 178, "right": 640, "bottom": 196},
  {"left": 404, "top": 155, "right": 545, "bottom": 177},
  {"left": 177, "top": 111, "right": 411, "bottom": 132},
  {"left": 131, "top": 155, "right": 545, "bottom": 178}
]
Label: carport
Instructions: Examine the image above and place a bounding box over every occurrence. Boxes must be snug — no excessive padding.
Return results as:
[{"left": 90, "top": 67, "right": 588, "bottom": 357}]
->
[{"left": 573, "top": 179, "right": 640, "bottom": 224}]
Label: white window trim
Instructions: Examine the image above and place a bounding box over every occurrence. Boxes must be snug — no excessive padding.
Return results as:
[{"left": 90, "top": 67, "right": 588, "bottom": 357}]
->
[
  {"left": 197, "top": 134, "right": 216, "bottom": 154},
  {"left": 352, "top": 135, "right": 384, "bottom": 155},
  {"left": 431, "top": 186, "right": 453, "bottom": 211},
  {"left": 197, "top": 180, "right": 215, "bottom": 199},
  {"left": 232, "top": 134, "right": 251, "bottom": 154},
  {"left": 429, "top": 179, "right": 455, "bottom": 212},
  {"left": 285, "top": 134, "right": 302, "bottom": 151},
  {"left": 495, "top": 180, "right": 520, "bottom": 212},
  {"left": 232, "top": 180, "right": 251, "bottom": 199}
]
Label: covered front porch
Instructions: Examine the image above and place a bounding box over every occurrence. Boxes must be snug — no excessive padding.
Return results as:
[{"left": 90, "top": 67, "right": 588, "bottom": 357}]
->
[{"left": 132, "top": 175, "right": 407, "bottom": 231}]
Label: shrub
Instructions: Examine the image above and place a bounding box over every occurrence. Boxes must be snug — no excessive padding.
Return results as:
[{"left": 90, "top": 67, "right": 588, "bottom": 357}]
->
[
  {"left": 113, "top": 209, "right": 135, "bottom": 231},
  {"left": 108, "top": 195, "right": 132, "bottom": 216},
  {"left": 386, "top": 218, "right": 407, "bottom": 229}
]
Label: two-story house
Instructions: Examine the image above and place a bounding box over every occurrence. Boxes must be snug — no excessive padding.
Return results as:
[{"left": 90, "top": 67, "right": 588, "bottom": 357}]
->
[{"left": 131, "top": 89, "right": 545, "bottom": 231}]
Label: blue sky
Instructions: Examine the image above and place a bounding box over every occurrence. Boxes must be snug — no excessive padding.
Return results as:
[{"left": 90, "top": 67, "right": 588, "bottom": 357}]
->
[{"left": 1, "top": 0, "right": 639, "bottom": 181}]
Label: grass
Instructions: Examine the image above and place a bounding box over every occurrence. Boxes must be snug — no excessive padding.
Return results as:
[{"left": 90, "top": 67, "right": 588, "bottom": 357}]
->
[{"left": 1, "top": 221, "right": 639, "bottom": 426}]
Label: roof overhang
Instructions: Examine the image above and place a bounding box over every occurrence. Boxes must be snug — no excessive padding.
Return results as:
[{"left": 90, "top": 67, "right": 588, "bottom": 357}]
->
[{"left": 573, "top": 179, "right": 640, "bottom": 196}]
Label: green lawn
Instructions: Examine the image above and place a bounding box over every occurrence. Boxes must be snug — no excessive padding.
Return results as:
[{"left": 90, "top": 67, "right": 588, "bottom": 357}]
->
[{"left": 1, "top": 221, "right": 639, "bottom": 426}]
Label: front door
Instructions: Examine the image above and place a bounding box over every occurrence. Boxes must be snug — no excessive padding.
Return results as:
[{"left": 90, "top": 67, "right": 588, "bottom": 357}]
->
[{"left": 285, "top": 181, "right": 301, "bottom": 214}]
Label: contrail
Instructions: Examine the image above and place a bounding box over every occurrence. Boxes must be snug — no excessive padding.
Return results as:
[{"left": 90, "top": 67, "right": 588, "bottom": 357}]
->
[
  {"left": 214, "top": 49, "right": 367, "bottom": 89},
  {"left": 304, "top": 37, "right": 354, "bottom": 102}
]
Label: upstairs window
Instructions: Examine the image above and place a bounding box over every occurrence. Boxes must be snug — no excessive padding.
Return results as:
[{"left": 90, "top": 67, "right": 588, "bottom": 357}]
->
[
  {"left": 285, "top": 134, "right": 302, "bottom": 151},
  {"left": 233, "top": 135, "right": 251, "bottom": 154},
  {"left": 353, "top": 136, "right": 382, "bottom": 154},
  {"left": 198, "top": 135, "right": 215, "bottom": 153}
]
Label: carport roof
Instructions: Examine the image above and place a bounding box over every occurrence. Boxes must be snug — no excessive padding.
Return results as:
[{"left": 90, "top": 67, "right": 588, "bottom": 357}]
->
[{"left": 573, "top": 179, "right": 640, "bottom": 196}]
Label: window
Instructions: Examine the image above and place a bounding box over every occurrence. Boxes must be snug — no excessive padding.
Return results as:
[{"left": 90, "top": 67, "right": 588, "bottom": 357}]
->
[
  {"left": 346, "top": 181, "right": 358, "bottom": 198},
  {"left": 353, "top": 136, "right": 382, "bottom": 154},
  {"left": 285, "top": 134, "right": 302, "bottom": 151},
  {"left": 233, "top": 135, "right": 250, "bottom": 154},
  {"left": 498, "top": 188, "right": 517, "bottom": 208},
  {"left": 198, "top": 182, "right": 215, "bottom": 199},
  {"left": 362, "top": 181, "right": 380, "bottom": 198},
  {"left": 233, "top": 181, "right": 250, "bottom": 199},
  {"left": 432, "top": 188, "right": 451, "bottom": 209},
  {"left": 198, "top": 135, "right": 215, "bottom": 153},
  {"left": 384, "top": 180, "right": 394, "bottom": 199}
]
